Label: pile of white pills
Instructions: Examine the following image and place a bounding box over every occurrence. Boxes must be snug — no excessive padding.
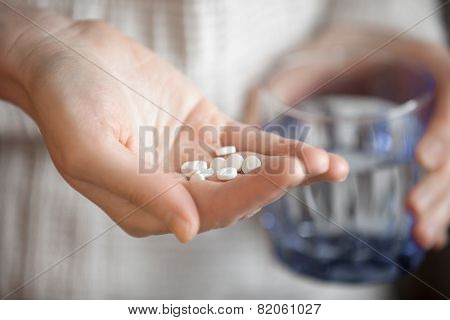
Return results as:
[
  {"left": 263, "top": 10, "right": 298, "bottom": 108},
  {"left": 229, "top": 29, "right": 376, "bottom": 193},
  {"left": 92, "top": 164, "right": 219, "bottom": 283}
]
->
[{"left": 180, "top": 146, "right": 262, "bottom": 182}]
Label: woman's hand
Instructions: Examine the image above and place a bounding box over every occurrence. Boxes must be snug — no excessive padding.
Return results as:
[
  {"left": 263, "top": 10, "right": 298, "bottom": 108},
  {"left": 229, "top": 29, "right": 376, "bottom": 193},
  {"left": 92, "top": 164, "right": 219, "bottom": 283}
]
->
[{"left": 0, "top": 8, "right": 349, "bottom": 242}]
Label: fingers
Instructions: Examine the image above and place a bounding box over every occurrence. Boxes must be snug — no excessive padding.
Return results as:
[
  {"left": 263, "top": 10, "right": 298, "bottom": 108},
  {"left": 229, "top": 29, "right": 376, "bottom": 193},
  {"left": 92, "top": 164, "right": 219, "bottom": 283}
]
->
[
  {"left": 413, "top": 194, "right": 450, "bottom": 250},
  {"left": 403, "top": 70, "right": 450, "bottom": 248},
  {"left": 70, "top": 141, "right": 200, "bottom": 243},
  {"left": 222, "top": 124, "right": 349, "bottom": 182},
  {"left": 416, "top": 79, "right": 450, "bottom": 171},
  {"left": 408, "top": 166, "right": 449, "bottom": 217},
  {"left": 187, "top": 154, "right": 305, "bottom": 231},
  {"left": 302, "top": 153, "right": 350, "bottom": 185},
  {"left": 409, "top": 161, "right": 450, "bottom": 249}
]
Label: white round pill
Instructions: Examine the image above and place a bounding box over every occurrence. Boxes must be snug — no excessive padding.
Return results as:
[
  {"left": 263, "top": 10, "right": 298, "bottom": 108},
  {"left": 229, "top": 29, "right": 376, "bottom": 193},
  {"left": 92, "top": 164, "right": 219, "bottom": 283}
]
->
[
  {"left": 190, "top": 172, "right": 205, "bottom": 182},
  {"left": 200, "top": 167, "right": 215, "bottom": 178},
  {"left": 210, "top": 157, "right": 227, "bottom": 173},
  {"left": 217, "top": 167, "right": 238, "bottom": 181},
  {"left": 181, "top": 160, "right": 208, "bottom": 177},
  {"left": 215, "top": 145, "right": 236, "bottom": 156},
  {"left": 242, "top": 155, "right": 262, "bottom": 174},
  {"left": 226, "top": 153, "right": 244, "bottom": 171}
]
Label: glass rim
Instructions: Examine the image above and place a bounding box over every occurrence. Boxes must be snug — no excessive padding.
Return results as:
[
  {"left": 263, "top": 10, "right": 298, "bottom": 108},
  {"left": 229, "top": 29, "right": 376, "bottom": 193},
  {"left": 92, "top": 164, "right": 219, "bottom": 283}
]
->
[
  {"left": 261, "top": 89, "right": 434, "bottom": 124},
  {"left": 261, "top": 48, "right": 436, "bottom": 124}
]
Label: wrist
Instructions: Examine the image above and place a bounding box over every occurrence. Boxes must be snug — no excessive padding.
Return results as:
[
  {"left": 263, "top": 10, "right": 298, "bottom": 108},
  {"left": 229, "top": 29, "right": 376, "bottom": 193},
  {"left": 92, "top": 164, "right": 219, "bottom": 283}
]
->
[
  {"left": 0, "top": 6, "right": 27, "bottom": 105},
  {"left": 0, "top": 5, "right": 43, "bottom": 115},
  {"left": 0, "top": 5, "right": 72, "bottom": 117}
]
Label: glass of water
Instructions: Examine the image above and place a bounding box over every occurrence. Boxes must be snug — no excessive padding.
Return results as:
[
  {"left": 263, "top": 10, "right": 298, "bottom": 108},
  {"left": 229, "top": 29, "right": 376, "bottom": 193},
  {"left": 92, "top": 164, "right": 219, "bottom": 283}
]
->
[{"left": 259, "top": 48, "right": 436, "bottom": 283}]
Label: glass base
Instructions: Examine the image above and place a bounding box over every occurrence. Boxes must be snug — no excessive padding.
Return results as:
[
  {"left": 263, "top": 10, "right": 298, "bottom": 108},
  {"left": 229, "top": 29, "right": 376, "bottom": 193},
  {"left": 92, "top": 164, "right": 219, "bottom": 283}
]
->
[{"left": 272, "top": 235, "right": 425, "bottom": 283}]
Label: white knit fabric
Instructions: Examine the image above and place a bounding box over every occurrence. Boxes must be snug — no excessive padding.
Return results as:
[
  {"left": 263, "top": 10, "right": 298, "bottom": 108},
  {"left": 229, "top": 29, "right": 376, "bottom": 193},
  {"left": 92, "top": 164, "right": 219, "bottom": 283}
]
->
[
  {"left": 0, "top": 0, "right": 446, "bottom": 299},
  {"left": 0, "top": 0, "right": 446, "bottom": 137}
]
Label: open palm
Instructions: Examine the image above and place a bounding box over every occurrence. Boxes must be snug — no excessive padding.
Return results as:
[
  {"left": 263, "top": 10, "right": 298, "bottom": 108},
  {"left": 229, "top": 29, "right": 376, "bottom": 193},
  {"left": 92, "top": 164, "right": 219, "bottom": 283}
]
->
[{"left": 16, "top": 17, "right": 348, "bottom": 242}]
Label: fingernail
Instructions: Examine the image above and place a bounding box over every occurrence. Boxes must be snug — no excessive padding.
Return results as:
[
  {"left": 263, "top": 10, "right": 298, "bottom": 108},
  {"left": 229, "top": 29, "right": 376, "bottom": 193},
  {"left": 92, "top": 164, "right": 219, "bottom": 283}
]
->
[
  {"left": 246, "top": 207, "right": 263, "bottom": 219},
  {"left": 420, "top": 139, "right": 444, "bottom": 170},
  {"left": 170, "top": 216, "right": 193, "bottom": 243},
  {"left": 336, "top": 158, "right": 350, "bottom": 182}
]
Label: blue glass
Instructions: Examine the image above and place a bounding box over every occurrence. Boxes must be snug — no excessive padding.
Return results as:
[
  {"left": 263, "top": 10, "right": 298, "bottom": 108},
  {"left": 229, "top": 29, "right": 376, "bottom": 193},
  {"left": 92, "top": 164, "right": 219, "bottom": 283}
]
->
[{"left": 260, "top": 52, "right": 435, "bottom": 283}]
